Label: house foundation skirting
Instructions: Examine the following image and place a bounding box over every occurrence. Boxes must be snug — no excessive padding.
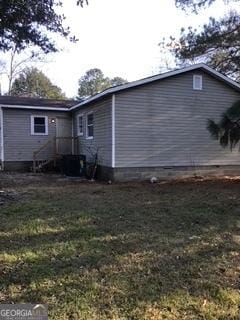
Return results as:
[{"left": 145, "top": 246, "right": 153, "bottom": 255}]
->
[
  {"left": 3, "top": 161, "right": 33, "bottom": 172},
  {"left": 98, "top": 165, "right": 240, "bottom": 181},
  {"left": 3, "top": 162, "right": 240, "bottom": 181}
]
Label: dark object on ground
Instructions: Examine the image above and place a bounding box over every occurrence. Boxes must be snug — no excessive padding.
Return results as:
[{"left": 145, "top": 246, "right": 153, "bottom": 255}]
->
[{"left": 60, "top": 155, "right": 86, "bottom": 177}]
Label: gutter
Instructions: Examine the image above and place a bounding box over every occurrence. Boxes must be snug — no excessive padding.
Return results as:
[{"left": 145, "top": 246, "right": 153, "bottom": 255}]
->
[
  {"left": 1, "top": 64, "right": 239, "bottom": 114},
  {"left": 1, "top": 105, "right": 70, "bottom": 112}
]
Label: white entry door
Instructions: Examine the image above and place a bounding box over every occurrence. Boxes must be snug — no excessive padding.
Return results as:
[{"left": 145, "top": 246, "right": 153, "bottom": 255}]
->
[{"left": 56, "top": 117, "right": 72, "bottom": 155}]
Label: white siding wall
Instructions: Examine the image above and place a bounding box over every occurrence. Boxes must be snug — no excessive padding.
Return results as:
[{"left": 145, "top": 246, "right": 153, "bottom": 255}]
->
[{"left": 115, "top": 70, "right": 240, "bottom": 167}]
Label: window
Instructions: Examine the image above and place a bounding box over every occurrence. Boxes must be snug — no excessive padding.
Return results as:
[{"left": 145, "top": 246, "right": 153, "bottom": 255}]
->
[
  {"left": 78, "top": 114, "right": 84, "bottom": 136},
  {"left": 193, "top": 75, "right": 203, "bottom": 90},
  {"left": 86, "top": 112, "right": 94, "bottom": 139},
  {"left": 31, "top": 116, "right": 48, "bottom": 135}
]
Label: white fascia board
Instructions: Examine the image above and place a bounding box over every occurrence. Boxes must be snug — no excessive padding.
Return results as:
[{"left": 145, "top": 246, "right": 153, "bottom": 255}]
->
[
  {"left": 0, "top": 104, "right": 69, "bottom": 111},
  {"left": 1, "top": 64, "right": 239, "bottom": 114},
  {"left": 70, "top": 63, "right": 240, "bottom": 111},
  {"left": 200, "top": 64, "right": 240, "bottom": 90}
]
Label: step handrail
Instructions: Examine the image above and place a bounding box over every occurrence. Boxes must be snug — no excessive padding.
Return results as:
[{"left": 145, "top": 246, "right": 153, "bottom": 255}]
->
[
  {"left": 33, "top": 136, "right": 78, "bottom": 173},
  {"left": 33, "top": 137, "right": 56, "bottom": 173},
  {"left": 33, "top": 137, "right": 55, "bottom": 159}
]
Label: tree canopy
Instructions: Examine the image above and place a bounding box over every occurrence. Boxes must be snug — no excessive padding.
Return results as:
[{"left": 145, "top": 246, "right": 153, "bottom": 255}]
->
[
  {"left": 168, "top": 0, "right": 240, "bottom": 80},
  {"left": 207, "top": 100, "right": 240, "bottom": 150},
  {"left": 10, "top": 67, "right": 66, "bottom": 99},
  {"left": 78, "top": 68, "right": 128, "bottom": 99},
  {"left": 0, "top": 0, "right": 87, "bottom": 53},
  {"left": 175, "top": 0, "right": 218, "bottom": 11},
  {"left": 110, "top": 77, "right": 129, "bottom": 87}
]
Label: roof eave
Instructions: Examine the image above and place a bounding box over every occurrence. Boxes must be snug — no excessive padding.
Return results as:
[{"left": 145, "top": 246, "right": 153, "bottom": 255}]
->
[
  {"left": 70, "top": 63, "right": 240, "bottom": 111},
  {"left": 0, "top": 104, "right": 70, "bottom": 111}
]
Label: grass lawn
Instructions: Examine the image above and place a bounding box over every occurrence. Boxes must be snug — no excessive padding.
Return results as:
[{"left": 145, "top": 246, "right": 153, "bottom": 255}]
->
[{"left": 0, "top": 174, "right": 240, "bottom": 319}]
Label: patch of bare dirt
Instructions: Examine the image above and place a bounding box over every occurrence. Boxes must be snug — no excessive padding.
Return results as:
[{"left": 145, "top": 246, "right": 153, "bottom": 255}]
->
[{"left": 0, "top": 172, "right": 63, "bottom": 189}]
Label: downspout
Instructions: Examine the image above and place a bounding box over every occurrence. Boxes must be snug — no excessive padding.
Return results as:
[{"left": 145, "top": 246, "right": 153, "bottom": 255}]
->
[
  {"left": 0, "top": 107, "right": 4, "bottom": 170},
  {"left": 112, "top": 94, "right": 116, "bottom": 168}
]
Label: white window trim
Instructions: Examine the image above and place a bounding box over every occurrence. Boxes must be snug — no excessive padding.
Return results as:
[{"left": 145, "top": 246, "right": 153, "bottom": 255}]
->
[
  {"left": 86, "top": 112, "right": 94, "bottom": 140},
  {"left": 31, "top": 115, "right": 48, "bottom": 136},
  {"left": 193, "top": 74, "right": 203, "bottom": 90},
  {"left": 77, "top": 114, "right": 84, "bottom": 136}
]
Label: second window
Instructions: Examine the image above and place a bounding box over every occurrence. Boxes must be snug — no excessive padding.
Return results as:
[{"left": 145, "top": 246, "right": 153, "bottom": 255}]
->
[{"left": 86, "top": 113, "right": 94, "bottom": 139}]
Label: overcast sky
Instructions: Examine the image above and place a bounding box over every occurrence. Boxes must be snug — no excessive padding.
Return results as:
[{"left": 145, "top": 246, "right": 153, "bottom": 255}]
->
[{"left": 0, "top": 0, "right": 237, "bottom": 98}]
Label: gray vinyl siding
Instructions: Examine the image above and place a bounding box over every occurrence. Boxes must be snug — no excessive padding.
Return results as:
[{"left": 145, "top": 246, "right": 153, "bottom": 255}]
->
[
  {"left": 115, "top": 70, "right": 240, "bottom": 167},
  {"left": 0, "top": 109, "right": 2, "bottom": 161},
  {"left": 3, "top": 108, "right": 71, "bottom": 161},
  {"left": 73, "top": 98, "right": 112, "bottom": 167}
]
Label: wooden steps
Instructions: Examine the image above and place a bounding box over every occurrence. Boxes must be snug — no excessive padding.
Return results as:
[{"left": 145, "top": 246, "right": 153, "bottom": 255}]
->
[
  {"left": 32, "top": 136, "right": 78, "bottom": 173},
  {"left": 33, "top": 138, "right": 57, "bottom": 173}
]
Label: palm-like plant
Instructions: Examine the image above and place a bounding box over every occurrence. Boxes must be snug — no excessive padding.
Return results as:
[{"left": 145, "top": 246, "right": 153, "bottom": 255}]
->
[{"left": 207, "top": 100, "right": 240, "bottom": 150}]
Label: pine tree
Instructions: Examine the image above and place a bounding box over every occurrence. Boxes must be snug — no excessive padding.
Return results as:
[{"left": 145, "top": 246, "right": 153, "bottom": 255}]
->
[{"left": 167, "top": 0, "right": 240, "bottom": 80}]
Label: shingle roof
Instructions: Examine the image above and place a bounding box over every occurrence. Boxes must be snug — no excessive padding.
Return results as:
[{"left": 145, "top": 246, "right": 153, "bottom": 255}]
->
[{"left": 0, "top": 96, "right": 77, "bottom": 109}]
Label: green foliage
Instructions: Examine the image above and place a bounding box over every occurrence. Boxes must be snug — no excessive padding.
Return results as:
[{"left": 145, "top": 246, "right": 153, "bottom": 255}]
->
[
  {"left": 207, "top": 119, "right": 220, "bottom": 140},
  {"left": 110, "top": 76, "right": 128, "bottom": 87},
  {"left": 78, "top": 68, "right": 127, "bottom": 99},
  {"left": 166, "top": 1, "right": 240, "bottom": 80},
  {"left": 175, "top": 0, "right": 217, "bottom": 11},
  {"left": 10, "top": 67, "right": 66, "bottom": 99},
  {"left": 0, "top": 0, "right": 88, "bottom": 53},
  {"left": 226, "top": 100, "right": 240, "bottom": 118},
  {"left": 78, "top": 68, "right": 107, "bottom": 98},
  {"left": 207, "top": 100, "right": 240, "bottom": 150}
]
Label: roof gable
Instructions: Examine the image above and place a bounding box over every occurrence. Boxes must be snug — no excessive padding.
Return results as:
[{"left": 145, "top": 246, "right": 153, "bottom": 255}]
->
[
  {"left": 70, "top": 64, "right": 240, "bottom": 111},
  {"left": 1, "top": 64, "right": 239, "bottom": 112}
]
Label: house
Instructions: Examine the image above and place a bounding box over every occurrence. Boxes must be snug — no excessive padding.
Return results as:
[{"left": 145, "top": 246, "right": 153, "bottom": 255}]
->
[{"left": 1, "top": 63, "right": 240, "bottom": 180}]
